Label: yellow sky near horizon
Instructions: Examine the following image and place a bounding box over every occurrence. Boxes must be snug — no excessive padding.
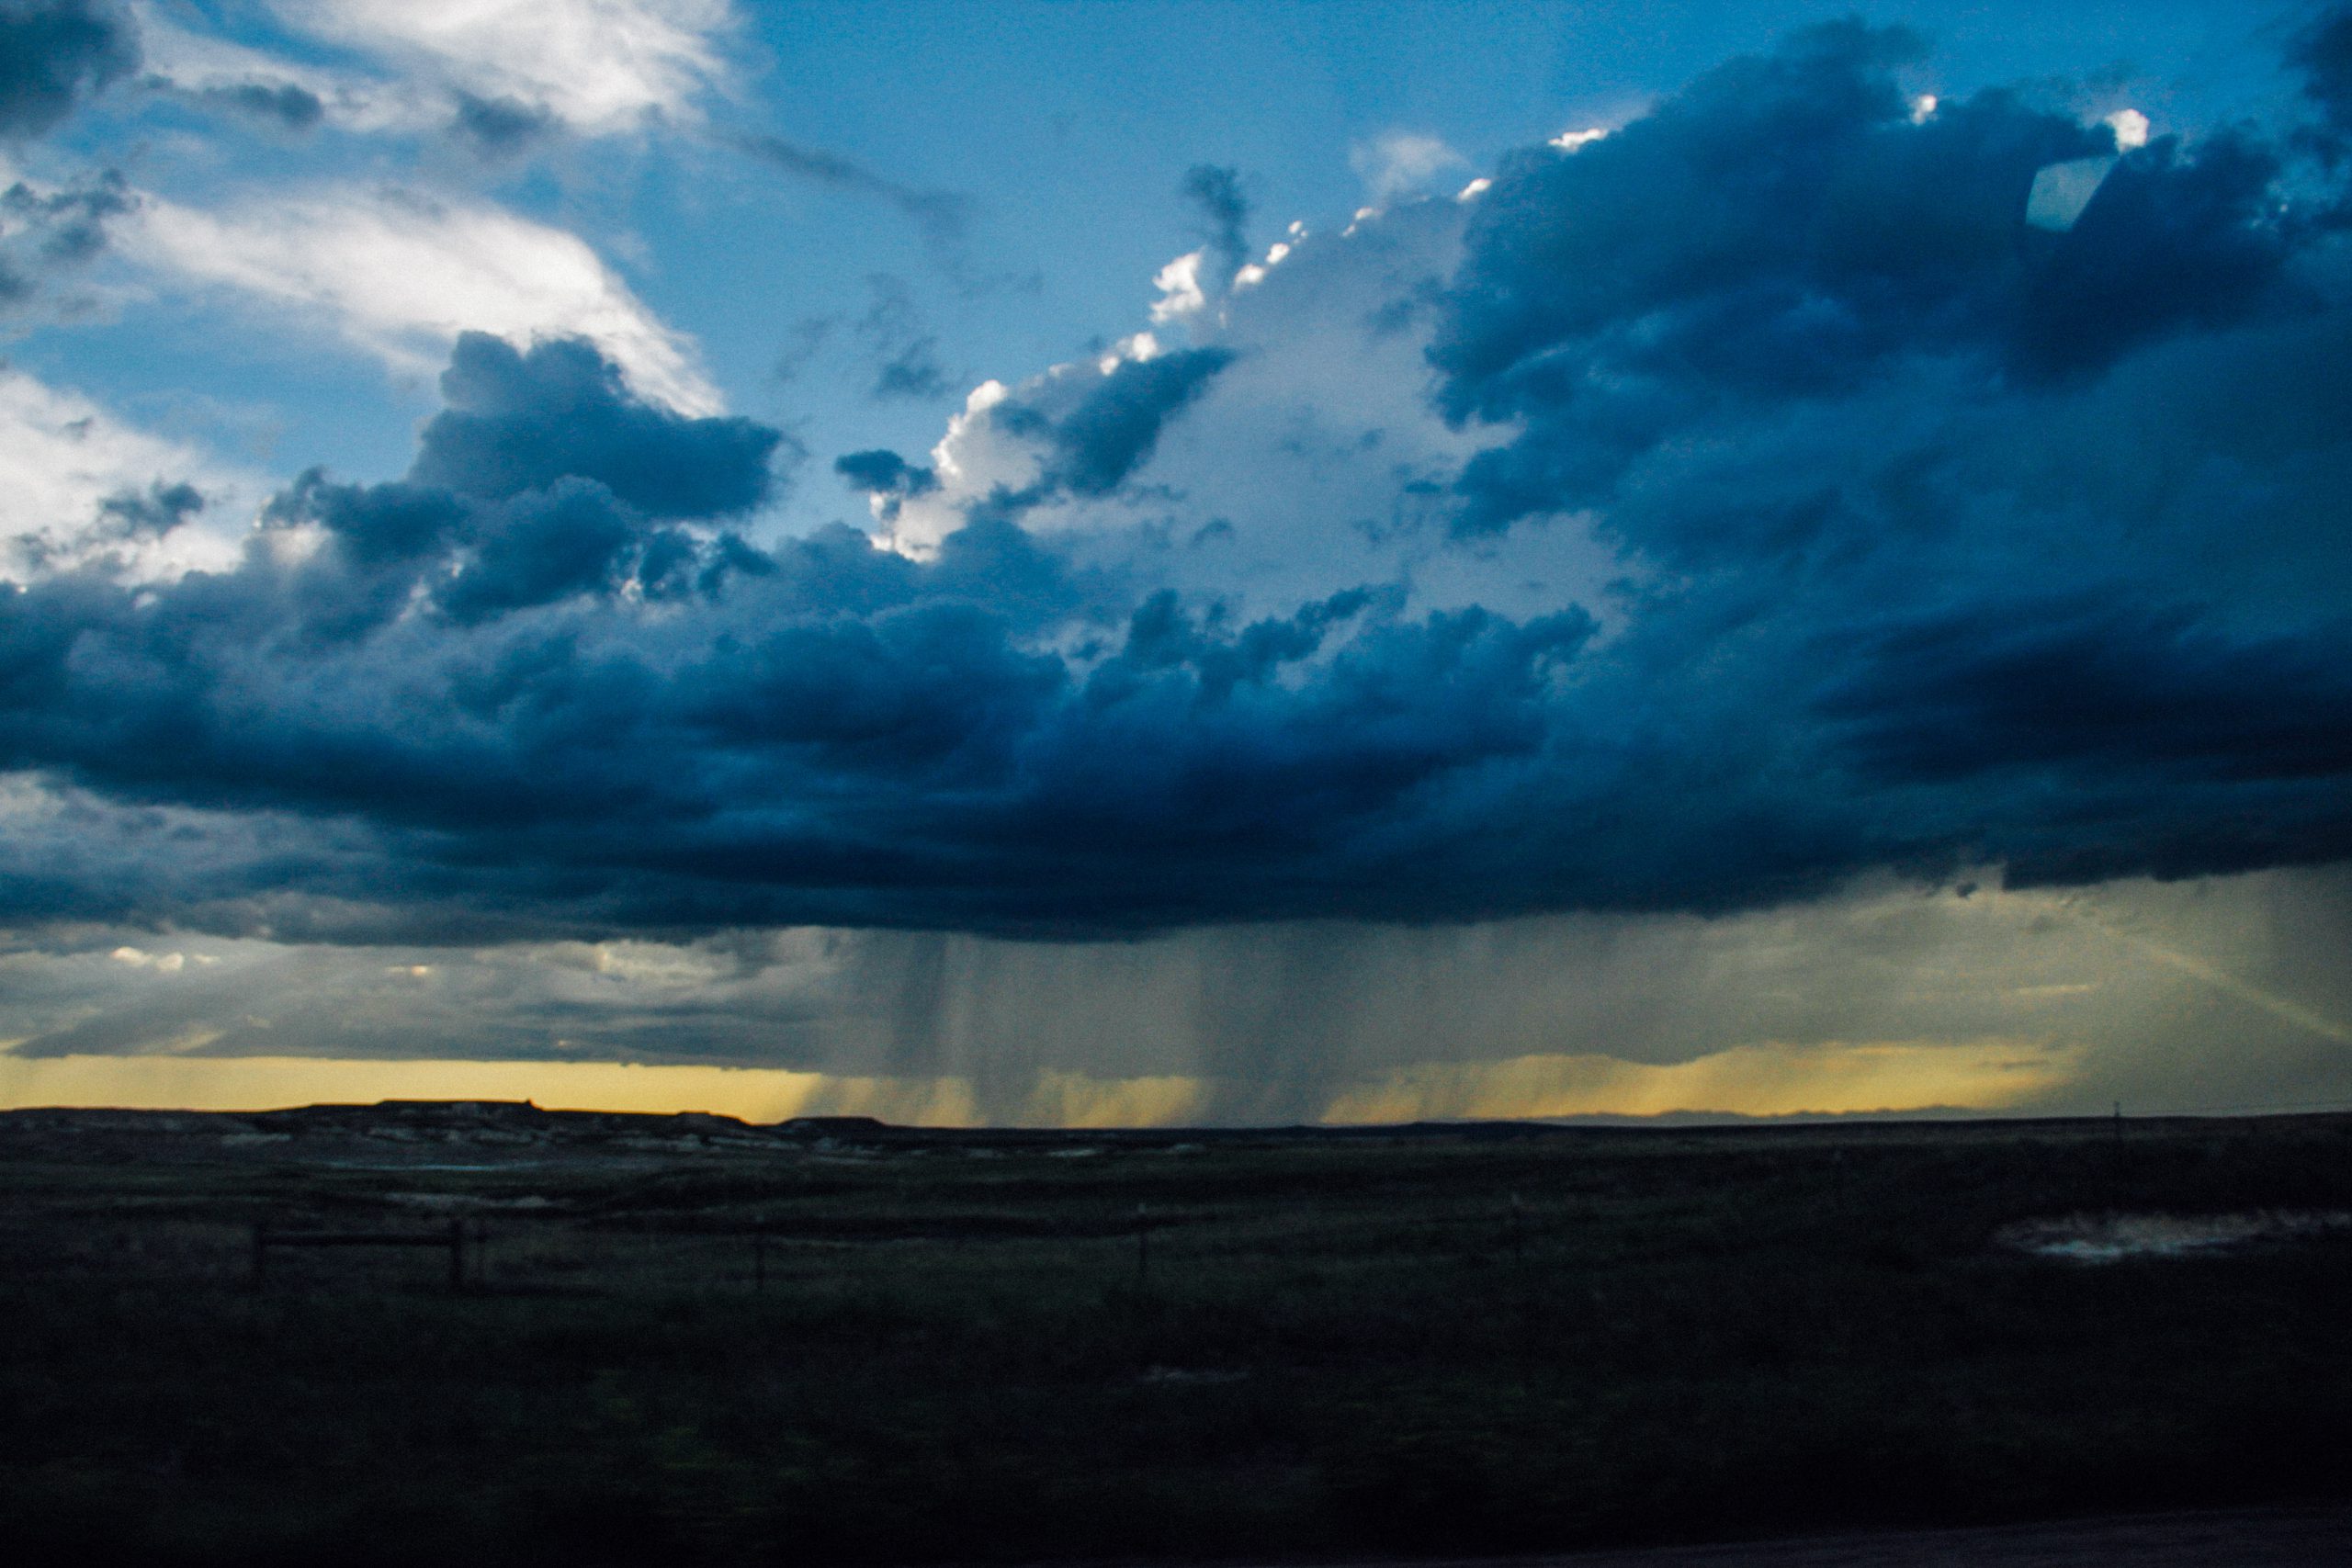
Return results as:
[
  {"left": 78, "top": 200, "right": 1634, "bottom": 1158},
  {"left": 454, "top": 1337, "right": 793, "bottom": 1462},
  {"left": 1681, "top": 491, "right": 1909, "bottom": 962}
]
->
[
  {"left": 0, "top": 1035, "right": 2081, "bottom": 1126},
  {"left": 9, "top": 871, "right": 2347, "bottom": 1128}
]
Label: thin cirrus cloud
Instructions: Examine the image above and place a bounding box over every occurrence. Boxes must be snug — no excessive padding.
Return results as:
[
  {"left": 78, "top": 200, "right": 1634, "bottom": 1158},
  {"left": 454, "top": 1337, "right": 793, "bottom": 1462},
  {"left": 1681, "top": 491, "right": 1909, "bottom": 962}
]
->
[
  {"left": 257, "top": 0, "right": 730, "bottom": 135},
  {"left": 121, "top": 186, "right": 722, "bottom": 413},
  {"left": 130, "top": 6, "right": 397, "bottom": 136},
  {"left": 121, "top": 0, "right": 730, "bottom": 141}
]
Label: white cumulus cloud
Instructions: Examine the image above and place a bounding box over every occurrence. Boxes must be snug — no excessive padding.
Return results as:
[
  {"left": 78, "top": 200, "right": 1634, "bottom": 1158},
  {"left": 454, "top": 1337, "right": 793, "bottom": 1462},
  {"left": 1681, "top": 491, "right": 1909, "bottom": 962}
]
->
[{"left": 1148, "top": 250, "right": 1208, "bottom": 323}]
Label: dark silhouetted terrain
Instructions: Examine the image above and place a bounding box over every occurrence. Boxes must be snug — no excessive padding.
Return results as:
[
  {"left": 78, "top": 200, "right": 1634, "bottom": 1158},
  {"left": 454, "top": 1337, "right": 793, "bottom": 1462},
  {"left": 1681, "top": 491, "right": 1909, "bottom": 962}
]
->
[{"left": 4, "top": 1104, "right": 2349, "bottom": 1565}]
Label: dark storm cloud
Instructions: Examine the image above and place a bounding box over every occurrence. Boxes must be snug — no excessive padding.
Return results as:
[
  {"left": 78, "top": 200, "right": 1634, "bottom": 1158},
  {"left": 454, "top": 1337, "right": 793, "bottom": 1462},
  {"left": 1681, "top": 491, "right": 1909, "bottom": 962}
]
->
[
  {"left": 0, "top": 330, "right": 1596, "bottom": 936},
  {"left": 1825, "top": 604, "right": 2352, "bottom": 786},
  {"left": 834, "top": 448, "right": 937, "bottom": 524},
  {"left": 1016, "top": 347, "right": 1236, "bottom": 496},
  {"left": 2013, "top": 132, "right": 2298, "bottom": 378},
  {"left": 6, "top": 22, "right": 2352, "bottom": 944},
  {"left": 1811, "top": 595, "right": 2352, "bottom": 884},
  {"left": 1435, "top": 21, "right": 2304, "bottom": 536},
  {"left": 935, "top": 346, "right": 1240, "bottom": 525},
  {"left": 0, "top": 0, "right": 135, "bottom": 141},
  {"left": 833, "top": 449, "right": 935, "bottom": 495},
  {"left": 2293, "top": 6, "right": 2352, "bottom": 139},
  {"left": 245, "top": 333, "right": 782, "bottom": 633},
  {"left": 408, "top": 333, "right": 780, "bottom": 515}
]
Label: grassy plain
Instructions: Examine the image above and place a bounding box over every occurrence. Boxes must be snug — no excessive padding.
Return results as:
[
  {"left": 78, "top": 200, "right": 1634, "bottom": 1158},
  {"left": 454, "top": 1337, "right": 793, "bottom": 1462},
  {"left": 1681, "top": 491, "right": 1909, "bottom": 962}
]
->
[{"left": 3, "top": 1105, "right": 2349, "bottom": 1565}]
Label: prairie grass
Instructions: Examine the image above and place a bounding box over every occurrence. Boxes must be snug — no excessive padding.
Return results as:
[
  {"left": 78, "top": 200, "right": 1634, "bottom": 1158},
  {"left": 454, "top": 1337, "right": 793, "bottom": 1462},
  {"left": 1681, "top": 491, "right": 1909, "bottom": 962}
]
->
[{"left": 3, "top": 1113, "right": 2348, "bottom": 1564}]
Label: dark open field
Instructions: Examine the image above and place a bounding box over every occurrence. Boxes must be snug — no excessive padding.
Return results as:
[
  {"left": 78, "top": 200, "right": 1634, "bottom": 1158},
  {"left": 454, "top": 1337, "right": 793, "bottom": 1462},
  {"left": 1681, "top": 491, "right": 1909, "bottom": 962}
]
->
[{"left": 4, "top": 1103, "right": 2349, "bottom": 1566}]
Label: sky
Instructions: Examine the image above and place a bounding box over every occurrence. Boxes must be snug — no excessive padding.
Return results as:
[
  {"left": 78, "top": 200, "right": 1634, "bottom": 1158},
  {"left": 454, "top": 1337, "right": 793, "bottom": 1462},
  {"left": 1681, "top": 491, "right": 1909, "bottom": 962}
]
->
[{"left": 4, "top": 0, "right": 2351, "bottom": 1125}]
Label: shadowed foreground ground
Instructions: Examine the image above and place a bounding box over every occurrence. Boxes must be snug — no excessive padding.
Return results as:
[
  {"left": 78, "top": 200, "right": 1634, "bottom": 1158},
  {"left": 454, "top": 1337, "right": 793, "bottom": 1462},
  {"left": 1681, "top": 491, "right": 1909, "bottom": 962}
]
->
[
  {"left": 3, "top": 1105, "right": 2348, "bottom": 1565},
  {"left": 1532, "top": 1505, "right": 2352, "bottom": 1564}
]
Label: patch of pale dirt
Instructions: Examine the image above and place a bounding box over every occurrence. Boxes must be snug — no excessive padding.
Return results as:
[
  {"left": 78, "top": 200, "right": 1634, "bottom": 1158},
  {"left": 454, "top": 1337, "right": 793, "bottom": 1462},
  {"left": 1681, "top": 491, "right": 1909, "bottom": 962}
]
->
[{"left": 1997, "top": 1211, "right": 2351, "bottom": 1262}]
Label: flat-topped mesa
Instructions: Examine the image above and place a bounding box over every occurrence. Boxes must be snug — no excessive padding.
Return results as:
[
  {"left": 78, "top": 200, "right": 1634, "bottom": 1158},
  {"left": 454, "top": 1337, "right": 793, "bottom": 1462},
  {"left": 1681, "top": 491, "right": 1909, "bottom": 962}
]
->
[
  {"left": 257, "top": 1099, "right": 563, "bottom": 1133},
  {"left": 775, "top": 1115, "right": 894, "bottom": 1137}
]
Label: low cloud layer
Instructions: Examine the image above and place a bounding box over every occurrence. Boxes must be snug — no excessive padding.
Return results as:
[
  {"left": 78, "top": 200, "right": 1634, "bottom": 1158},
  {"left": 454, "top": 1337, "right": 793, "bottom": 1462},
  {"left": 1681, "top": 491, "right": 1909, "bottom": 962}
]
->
[
  {"left": 6, "top": 866, "right": 2348, "bottom": 1124},
  {"left": 5, "top": 20, "right": 2351, "bottom": 967}
]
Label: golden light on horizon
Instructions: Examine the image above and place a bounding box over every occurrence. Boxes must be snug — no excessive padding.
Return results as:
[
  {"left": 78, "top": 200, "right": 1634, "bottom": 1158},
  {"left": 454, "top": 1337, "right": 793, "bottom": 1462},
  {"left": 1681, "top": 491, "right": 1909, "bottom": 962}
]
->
[
  {"left": 0, "top": 1052, "right": 980, "bottom": 1124},
  {"left": 1023, "top": 1069, "right": 1208, "bottom": 1128},
  {"left": 1317, "top": 1039, "right": 2084, "bottom": 1124},
  {"left": 0, "top": 1035, "right": 2083, "bottom": 1126}
]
